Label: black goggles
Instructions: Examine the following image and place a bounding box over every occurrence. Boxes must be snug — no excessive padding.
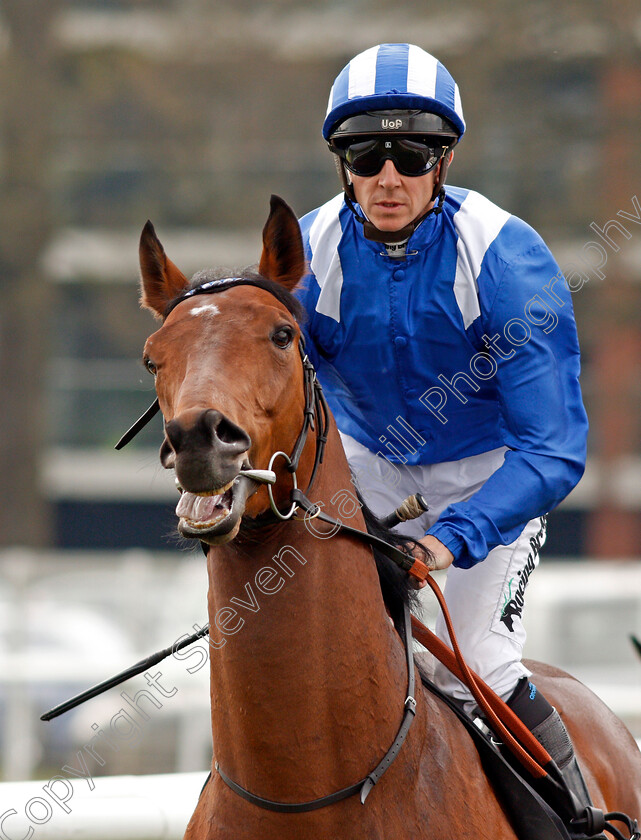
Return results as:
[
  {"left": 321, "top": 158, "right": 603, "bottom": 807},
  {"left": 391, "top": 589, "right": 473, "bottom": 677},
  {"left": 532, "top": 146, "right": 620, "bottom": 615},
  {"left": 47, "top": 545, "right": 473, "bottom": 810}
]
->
[{"left": 330, "top": 136, "right": 449, "bottom": 178}]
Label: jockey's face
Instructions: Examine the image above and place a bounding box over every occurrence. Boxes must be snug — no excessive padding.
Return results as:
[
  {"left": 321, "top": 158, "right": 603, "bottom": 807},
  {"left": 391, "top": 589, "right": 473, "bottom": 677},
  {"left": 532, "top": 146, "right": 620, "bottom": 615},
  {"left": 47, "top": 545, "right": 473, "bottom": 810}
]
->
[{"left": 350, "top": 154, "right": 451, "bottom": 234}]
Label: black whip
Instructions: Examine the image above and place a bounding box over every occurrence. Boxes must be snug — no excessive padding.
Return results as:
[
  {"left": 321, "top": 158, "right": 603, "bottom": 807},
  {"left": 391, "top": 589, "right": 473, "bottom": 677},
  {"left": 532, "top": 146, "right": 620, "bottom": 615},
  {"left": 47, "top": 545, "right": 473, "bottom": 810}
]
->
[
  {"left": 40, "top": 623, "right": 210, "bottom": 721},
  {"left": 41, "top": 494, "right": 428, "bottom": 722}
]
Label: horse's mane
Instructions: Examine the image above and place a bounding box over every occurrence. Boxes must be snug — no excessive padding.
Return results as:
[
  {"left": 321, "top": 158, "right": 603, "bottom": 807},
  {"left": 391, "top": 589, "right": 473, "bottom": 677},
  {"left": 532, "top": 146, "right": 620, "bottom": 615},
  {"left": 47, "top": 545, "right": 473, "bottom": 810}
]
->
[{"left": 355, "top": 488, "right": 421, "bottom": 624}]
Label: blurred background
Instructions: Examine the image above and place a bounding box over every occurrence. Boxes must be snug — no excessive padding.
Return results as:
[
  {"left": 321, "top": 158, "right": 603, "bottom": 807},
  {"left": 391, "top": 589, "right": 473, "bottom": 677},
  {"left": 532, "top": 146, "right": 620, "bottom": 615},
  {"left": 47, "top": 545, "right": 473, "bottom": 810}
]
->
[{"left": 0, "top": 0, "right": 639, "bottom": 794}]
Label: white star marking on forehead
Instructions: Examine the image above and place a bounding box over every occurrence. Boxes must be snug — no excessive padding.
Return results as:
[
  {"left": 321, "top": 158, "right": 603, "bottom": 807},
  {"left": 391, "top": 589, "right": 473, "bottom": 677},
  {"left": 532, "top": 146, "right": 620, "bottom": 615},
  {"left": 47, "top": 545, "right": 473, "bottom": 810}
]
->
[{"left": 190, "top": 303, "right": 221, "bottom": 317}]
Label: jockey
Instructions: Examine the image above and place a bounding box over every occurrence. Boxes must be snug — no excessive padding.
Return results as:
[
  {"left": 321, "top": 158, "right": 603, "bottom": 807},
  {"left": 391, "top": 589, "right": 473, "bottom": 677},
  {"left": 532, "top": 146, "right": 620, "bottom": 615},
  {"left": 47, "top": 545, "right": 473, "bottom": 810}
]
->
[{"left": 296, "top": 44, "right": 595, "bottom": 826}]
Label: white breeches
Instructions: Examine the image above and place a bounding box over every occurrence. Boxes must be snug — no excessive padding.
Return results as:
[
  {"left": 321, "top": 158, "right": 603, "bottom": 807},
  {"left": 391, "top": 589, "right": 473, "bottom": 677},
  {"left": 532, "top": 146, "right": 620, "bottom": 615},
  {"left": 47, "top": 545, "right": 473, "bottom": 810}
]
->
[{"left": 341, "top": 433, "right": 546, "bottom": 714}]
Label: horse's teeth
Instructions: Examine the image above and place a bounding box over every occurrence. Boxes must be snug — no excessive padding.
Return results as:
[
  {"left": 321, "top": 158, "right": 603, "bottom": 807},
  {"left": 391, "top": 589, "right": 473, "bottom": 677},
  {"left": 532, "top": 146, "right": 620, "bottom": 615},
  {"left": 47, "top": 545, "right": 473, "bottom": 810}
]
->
[
  {"left": 183, "top": 511, "right": 229, "bottom": 529},
  {"left": 194, "top": 480, "right": 234, "bottom": 497}
]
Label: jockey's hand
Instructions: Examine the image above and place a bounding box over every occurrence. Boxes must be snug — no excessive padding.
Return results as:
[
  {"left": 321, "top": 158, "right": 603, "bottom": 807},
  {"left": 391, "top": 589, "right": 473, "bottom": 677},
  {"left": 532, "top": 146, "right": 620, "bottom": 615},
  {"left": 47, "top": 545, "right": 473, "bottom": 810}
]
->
[{"left": 411, "top": 535, "right": 455, "bottom": 589}]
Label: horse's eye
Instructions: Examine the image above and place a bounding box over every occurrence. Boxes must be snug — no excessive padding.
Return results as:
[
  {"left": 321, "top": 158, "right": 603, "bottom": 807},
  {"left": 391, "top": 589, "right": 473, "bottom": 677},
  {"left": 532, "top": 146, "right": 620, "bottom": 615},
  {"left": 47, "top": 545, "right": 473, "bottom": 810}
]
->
[
  {"left": 144, "top": 357, "right": 157, "bottom": 376},
  {"left": 271, "top": 327, "right": 294, "bottom": 349}
]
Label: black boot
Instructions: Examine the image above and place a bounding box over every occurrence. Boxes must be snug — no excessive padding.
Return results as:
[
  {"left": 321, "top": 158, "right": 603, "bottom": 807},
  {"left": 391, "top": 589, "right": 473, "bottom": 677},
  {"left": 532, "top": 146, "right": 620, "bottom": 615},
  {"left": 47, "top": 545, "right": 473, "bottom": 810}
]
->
[
  {"left": 508, "top": 678, "right": 607, "bottom": 839},
  {"left": 531, "top": 708, "right": 607, "bottom": 838}
]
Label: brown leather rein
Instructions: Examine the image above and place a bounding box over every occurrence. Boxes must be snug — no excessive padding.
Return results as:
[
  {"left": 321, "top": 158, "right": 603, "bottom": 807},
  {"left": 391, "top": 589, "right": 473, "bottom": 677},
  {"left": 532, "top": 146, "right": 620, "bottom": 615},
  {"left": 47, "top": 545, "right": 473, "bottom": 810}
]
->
[{"left": 288, "top": 487, "right": 555, "bottom": 782}]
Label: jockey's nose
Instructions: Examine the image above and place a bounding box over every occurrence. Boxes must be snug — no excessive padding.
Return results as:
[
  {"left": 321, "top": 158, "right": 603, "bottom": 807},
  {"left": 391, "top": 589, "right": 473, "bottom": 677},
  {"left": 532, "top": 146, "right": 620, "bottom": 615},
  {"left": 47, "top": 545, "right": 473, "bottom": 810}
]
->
[{"left": 378, "top": 158, "right": 403, "bottom": 186}]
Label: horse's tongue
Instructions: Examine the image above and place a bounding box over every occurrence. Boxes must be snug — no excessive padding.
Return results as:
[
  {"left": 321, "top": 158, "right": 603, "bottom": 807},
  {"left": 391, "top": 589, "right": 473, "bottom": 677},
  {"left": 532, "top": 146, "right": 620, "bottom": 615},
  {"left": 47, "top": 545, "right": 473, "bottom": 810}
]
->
[{"left": 176, "top": 491, "right": 223, "bottom": 523}]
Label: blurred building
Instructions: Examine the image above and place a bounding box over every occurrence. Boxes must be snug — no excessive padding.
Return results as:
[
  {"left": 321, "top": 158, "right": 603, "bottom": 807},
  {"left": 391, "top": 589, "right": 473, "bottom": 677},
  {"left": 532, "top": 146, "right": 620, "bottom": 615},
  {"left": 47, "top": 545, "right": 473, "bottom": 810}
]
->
[{"left": 0, "top": 0, "right": 640, "bottom": 555}]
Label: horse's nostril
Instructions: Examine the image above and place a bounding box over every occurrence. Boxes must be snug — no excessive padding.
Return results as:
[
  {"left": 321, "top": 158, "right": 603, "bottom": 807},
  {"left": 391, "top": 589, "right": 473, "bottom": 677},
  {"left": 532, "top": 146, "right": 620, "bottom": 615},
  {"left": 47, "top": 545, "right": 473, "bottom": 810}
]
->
[
  {"left": 164, "top": 419, "right": 184, "bottom": 452},
  {"left": 164, "top": 410, "right": 250, "bottom": 459},
  {"left": 159, "top": 438, "right": 175, "bottom": 468},
  {"left": 208, "top": 411, "right": 251, "bottom": 453}
]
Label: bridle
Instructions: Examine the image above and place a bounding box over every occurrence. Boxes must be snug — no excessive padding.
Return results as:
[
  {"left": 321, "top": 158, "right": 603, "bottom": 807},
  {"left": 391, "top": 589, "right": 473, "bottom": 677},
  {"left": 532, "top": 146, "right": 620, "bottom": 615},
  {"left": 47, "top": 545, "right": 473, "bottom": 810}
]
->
[
  {"left": 116, "top": 276, "right": 333, "bottom": 522},
  {"left": 114, "top": 275, "right": 422, "bottom": 811}
]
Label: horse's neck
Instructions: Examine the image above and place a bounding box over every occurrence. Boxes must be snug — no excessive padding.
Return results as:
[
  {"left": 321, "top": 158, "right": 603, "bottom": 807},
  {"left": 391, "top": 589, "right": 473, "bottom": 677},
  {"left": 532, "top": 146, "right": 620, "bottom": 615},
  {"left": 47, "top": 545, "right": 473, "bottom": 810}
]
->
[{"left": 205, "top": 424, "right": 409, "bottom": 798}]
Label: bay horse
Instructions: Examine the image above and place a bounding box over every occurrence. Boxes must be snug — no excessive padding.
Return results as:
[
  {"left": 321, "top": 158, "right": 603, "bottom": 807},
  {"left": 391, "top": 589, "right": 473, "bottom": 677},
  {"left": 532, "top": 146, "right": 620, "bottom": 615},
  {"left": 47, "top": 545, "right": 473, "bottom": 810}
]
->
[{"left": 136, "top": 196, "right": 641, "bottom": 840}]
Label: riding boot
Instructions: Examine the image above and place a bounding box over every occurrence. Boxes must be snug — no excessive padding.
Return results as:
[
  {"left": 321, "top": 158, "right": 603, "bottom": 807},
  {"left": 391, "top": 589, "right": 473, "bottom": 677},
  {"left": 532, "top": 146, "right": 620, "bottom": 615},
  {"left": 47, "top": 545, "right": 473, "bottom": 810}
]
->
[{"left": 507, "top": 678, "right": 607, "bottom": 839}]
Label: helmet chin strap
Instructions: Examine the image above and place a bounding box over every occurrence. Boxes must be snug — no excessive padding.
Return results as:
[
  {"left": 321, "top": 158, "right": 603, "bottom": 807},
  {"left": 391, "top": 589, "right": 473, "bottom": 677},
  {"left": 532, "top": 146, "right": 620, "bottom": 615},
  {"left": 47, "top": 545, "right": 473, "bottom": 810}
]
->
[{"left": 336, "top": 153, "right": 451, "bottom": 245}]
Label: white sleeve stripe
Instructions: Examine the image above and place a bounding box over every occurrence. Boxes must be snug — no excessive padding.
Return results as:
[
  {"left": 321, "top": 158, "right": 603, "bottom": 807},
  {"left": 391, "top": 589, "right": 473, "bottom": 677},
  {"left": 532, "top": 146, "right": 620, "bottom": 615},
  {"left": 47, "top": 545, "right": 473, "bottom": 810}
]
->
[
  {"left": 406, "top": 45, "right": 438, "bottom": 98},
  {"left": 452, "top": 191, "right": 511, "bottom": 329},
  {"left": 347, "top": 45, "right": 379, "bottom": 100},
  {"left": 309, "top": 194, "right": 345, "bottom": 323}
]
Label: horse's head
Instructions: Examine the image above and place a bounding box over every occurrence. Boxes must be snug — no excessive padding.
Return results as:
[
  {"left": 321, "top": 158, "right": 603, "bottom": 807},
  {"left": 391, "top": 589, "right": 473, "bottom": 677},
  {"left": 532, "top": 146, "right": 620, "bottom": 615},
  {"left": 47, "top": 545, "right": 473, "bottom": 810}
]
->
[{"left": 138, "top": 196, "right": 313, "bottom": 545}]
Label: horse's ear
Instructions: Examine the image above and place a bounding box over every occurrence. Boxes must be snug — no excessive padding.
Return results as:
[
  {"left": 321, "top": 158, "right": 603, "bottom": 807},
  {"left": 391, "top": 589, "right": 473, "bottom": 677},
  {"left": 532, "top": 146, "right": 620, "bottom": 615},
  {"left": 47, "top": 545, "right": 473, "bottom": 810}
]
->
[
  {"left": 139, "top": 221, "right": 189, "bottom": 318},
  {"left": 258, "top": 195, "right": 305, "bottom": 291}
]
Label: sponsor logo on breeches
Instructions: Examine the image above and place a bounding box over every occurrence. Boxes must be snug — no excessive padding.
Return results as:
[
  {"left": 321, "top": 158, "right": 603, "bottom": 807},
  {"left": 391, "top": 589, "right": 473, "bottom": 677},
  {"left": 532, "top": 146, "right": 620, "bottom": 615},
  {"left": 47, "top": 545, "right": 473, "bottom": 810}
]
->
[{"left": 500, "top": 520, "right": 546, "bottom": 632}]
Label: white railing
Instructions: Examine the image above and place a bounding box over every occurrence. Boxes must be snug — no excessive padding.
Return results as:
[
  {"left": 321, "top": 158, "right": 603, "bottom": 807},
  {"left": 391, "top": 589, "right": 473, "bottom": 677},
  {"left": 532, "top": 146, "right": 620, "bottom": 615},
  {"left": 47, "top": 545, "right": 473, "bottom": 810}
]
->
[
  {"left": 0, "top": 551, "right": 639, "bottom": 793},
  {"left": 0, "top": 772, "right": 207, "bottom": 840},
  {"left": 3, "top": 752, "right": 641, "bottom": 840}
]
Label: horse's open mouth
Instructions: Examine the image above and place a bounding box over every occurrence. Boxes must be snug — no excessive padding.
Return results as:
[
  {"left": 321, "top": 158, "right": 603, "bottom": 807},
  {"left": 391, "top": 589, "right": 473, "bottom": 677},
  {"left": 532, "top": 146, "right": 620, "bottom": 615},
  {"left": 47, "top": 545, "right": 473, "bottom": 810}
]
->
[{"left": 175, "top": 474, "right": 258, "bottom": 544}]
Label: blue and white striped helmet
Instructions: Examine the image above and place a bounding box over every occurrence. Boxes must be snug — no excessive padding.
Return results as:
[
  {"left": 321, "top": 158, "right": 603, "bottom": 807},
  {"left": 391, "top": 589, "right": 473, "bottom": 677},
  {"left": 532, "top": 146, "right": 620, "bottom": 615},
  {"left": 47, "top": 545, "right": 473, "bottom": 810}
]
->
[{"left": 323, "top": 43, "right": 465, "bottom": 141}]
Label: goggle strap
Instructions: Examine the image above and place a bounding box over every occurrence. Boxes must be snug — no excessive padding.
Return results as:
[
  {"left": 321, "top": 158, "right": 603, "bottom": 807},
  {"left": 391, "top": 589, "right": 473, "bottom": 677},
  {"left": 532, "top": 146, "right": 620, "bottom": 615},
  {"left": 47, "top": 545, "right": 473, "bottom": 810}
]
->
[
  {"left": 431, "top": 147, "right": 452, "bottom": 203},
  {"left": 336, "top": 159, "right": 368, "bottom": 226}
]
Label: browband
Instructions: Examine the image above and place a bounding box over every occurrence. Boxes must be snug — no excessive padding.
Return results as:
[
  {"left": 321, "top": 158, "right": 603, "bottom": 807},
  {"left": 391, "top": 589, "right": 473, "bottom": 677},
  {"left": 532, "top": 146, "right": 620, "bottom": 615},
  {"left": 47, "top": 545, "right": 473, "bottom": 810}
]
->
[{"left": 162, "top": 276, "right": 245, "bottom": 318}]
